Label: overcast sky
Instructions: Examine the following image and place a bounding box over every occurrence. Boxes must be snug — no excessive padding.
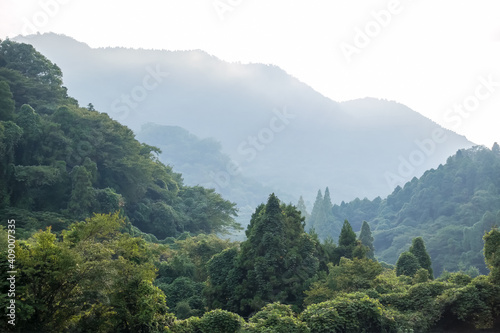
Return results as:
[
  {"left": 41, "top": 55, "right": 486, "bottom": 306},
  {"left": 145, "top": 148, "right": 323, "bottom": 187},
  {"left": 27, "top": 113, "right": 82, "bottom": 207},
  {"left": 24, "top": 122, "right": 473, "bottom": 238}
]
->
[{"left": 1, "top": 0, "right": 500, "bottom": 147}]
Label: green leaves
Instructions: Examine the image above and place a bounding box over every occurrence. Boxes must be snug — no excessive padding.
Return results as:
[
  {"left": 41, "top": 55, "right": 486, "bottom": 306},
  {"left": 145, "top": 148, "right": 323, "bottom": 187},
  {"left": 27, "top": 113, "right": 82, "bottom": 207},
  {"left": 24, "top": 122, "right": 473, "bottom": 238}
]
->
[
  {"left": 409, "top": 237, "right": 433, "bottom": 279},
  {"left": 396, "top": 252, "right": 420, "bottom": 277},
  {"left": 483, "top": 228, "right": 500, "bottom": 284},
  {"left": 14, "top": 213, "right": 173, "bottom": 332}
]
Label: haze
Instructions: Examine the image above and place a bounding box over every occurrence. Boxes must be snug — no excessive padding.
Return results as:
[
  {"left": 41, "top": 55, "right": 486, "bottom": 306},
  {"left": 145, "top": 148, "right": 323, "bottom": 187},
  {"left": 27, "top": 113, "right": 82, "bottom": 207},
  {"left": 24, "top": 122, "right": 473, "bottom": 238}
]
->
[{"left": 1, "top": 0, "right": 500, "bottom": 146}]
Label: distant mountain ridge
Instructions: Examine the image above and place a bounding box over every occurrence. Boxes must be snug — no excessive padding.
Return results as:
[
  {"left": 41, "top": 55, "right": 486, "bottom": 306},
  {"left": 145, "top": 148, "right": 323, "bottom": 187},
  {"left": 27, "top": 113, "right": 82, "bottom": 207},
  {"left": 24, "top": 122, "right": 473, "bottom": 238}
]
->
[
  {"left": 14, "top": 33, "right": 475, "bottom": 209},
  {"left": 307, "top": 145, "right": 500, "bottom": 275}
]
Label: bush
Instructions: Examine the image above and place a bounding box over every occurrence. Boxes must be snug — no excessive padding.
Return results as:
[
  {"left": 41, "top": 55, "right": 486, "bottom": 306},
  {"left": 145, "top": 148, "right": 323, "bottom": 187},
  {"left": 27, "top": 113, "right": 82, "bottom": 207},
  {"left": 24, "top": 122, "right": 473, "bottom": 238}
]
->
[
  {"left": 301, "top": 293, "right": 398, "bottom": 333},
  {"left": 249, "top": 303, "right": 309, "bottom": 333},
  {"left": 199, "top": 309, "right": 244, "bottom": 333}
]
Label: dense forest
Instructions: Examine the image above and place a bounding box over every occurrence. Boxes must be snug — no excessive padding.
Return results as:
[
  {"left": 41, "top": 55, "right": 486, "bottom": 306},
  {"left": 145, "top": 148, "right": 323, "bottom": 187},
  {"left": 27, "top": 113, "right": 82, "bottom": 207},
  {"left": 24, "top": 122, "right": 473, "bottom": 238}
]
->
[
  {"left": 0, "top": 39, "right": 499, "bottom": 332},
  {"left": 304, "top": 145, "right": 500, "bottom": 276}
]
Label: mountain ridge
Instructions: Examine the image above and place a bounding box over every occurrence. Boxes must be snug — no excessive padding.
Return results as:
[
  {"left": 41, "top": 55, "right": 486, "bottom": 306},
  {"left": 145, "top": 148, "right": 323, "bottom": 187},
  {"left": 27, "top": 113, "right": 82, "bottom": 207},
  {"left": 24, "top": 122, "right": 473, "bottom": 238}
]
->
[{"left": 13, "top": 33, "right": 474, "bottom": 209}]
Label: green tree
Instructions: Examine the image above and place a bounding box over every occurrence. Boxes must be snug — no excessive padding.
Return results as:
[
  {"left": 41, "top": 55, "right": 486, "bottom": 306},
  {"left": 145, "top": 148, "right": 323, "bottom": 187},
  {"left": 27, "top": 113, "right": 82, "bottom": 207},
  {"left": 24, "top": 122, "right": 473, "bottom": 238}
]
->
[
  {"left": 339, "top": 220, "right": 356, "bottom": 247},
  {"left": 308, "top": 189, "right": 324, "bottom": 231},
  {"left": 249, "top": 303, "right": 309, "bottom": 333},
  {"left": 297, "top": 195, "right": 310, "bottom": 221},
  {"left": 396, "top": 251, "right": 421, "bottom": 277},
  {"left": 333, "top": 220, "right": 362, "bottom": 263},
  {"left": 0, "top": 80, "right": 14, "bottom": 121},
  {"left": 15, "top": 213, "right": 174, "bottom": 332},
  {"left": 215, "top": 194, "right": 319, "bottom": 316},
  {"left": 409, "top": 237, "right": 433, "bottom": 279},
  {"left": 359, "top": 221, "right": 375, "bottom": 260},
  {"left": 301, "top": 293, "right": 398, "bottom": 333},
  {"left": 67, "top": 165, "right": 95, "bottom": 219},
  {"left": 483, "top": 228, "right": 500, "bottom": 284}
]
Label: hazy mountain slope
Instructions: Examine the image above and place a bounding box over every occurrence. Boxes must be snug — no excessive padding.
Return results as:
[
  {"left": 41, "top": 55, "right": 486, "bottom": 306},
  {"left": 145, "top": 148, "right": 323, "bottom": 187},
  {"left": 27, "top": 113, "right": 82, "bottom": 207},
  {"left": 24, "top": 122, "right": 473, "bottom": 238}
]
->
[
  {"left": 312, "top": 145, "right": 500, "bottom": 275},
  {"left": 14, "top": 33, "right": 474, "bottom": 206}
]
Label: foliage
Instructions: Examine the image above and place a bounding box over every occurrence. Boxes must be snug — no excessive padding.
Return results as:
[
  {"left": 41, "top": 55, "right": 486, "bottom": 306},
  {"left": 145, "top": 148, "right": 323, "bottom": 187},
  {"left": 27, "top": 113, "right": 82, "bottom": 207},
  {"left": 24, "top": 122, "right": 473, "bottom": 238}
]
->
[
  {"left": 302, "top": 293, "right": 398, "bottom": 333},
  {"left": 437, "top": 276, "right": 500, "bottom": 330},
  {"left": 248, "top": 303, "right": 309, "bottom": 333},
  {"left": 206, "top": 194, "right": 320, "bottom": 316},
  {"left": 0, "top": 39, "right": 239, "bottom": 239},
  {"left": 409, "top": 237, "right": 433, "bottom": 279},
  {"left": 6, "top": 213, "right": 174, "bottom": 332},
  {"left": 198, "top": 309, "right": 244, "bottom": 333},
  {"left": 359, "top": 221, "right": 375, "bottom": 259},
  {"left": 483, "top": 227, "right": 500, "bottom": 284},
  {"left": 304, "top": 258, "right": 382, "bottom": 305},
  {"left": 396, "top": 251, "right": 420, "bottom": 277},
  {"left": 310, "top": 145, "right": 500, "bottom": 275}
]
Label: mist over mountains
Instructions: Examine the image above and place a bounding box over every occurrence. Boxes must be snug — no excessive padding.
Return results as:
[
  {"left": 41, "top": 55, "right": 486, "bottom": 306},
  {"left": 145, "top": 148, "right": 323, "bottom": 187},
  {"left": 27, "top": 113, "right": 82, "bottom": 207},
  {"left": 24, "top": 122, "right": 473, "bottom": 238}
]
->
[{"left": 14, "top": 33, "right": 474, "bottom": 210}]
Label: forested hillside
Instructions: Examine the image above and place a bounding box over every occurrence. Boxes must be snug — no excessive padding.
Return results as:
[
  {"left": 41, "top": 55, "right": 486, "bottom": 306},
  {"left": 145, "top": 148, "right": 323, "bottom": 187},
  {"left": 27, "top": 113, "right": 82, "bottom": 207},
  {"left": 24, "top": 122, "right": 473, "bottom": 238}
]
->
[
  {"left": 0, "top": 39, "right": 239, "bottom": 239},
  {"left": 15, "top": 33, "right": 474, "bottom": 206},
  {"left": 306, "top": 145, "right": 500, "bottom": 275},
  {"left": 0, "top": 39, "right": 499, "bottom": 332}
]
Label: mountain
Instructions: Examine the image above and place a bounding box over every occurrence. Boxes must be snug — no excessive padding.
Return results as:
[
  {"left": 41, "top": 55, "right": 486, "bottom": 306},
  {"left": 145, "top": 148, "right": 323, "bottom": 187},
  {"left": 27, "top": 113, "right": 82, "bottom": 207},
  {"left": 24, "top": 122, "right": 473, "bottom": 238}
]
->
[
  {"left": 308, "top": 144, "right": 500, "bottom": 275},
  {"left": 13, "top": 33, "right": 474, "bottom": 210},
  {"left": 0, "top": 39, "right": 239, "bottom": 240}
]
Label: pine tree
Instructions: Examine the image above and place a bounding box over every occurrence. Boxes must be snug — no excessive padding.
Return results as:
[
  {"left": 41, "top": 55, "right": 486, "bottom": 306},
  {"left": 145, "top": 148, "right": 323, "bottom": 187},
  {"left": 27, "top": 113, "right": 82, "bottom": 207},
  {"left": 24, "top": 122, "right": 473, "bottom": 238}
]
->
[
  {"left": 409, "top": 237, "right": 433, "bottom": 279},
  {"left": 323, "top": 187, "right": 333, "bottom": 217},
  {"left": 308, "top": 189, "right": 324, "bottom": 231},
  {"left": 332, "top": 220, "right": 360, "bottom": 263},
  {"left": 359, "top": 221, "right": 375, "bottom": 259},
  {"left": 296, "top": 195, "right": 310, "bottom": 221},
  {"left": 234, "top": 193, "right": 319, "bottom": 315},
  {"left": 338, "top": 220, "right": 356, "bottom": 247}
]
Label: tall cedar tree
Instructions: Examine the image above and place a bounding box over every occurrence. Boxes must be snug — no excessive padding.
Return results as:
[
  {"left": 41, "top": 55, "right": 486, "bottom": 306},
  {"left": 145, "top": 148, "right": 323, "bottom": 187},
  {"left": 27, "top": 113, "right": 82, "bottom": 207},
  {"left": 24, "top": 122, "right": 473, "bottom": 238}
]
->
[
  {"left": 409, "top": 237, "right": 433, "bottom": 279},
  {"left": 323, "top": 187, "right": 333, "bottom": 218},
  {"left": 359, "top": 221, "right": 375, "bottom": 259},
  {"left": 296, "top": 195, "right": 310, "bottom": 221},
  {"left": 332, "top": 220, "right": 365, "bottom": 264},
  {"left": 215, "top": 193, "right": 319, "bottom": 316},
  {"left": 308, "top": 189, "right": 324, "bottom": 231}
]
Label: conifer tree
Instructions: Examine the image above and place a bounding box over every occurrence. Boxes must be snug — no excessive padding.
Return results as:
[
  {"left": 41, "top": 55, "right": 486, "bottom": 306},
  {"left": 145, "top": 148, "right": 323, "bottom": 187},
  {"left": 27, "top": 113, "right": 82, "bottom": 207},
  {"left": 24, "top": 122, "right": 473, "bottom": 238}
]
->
[
  {"left": 230, "top": 193, "right": 319, "bottom": 315},
  {"left": 332, "top": 220, "right": 361, "bottom": 263},
  {"left": 409, "top": 237, "right": 433, "bottom": 279},
  {"left": 308, "top": 189, "right": 324, "bottom": 231},
  {"left": 359, "top": 221, "right": 375, "bottom": 259},
  {"left": 296, "top": 195, "right": 310, "bottom": 221},
  {"left": 323, "top": 187, "right": 333, "bottom": 217},
  {"left": 338, "top": 220, "right": 356, "bottom": 248}
]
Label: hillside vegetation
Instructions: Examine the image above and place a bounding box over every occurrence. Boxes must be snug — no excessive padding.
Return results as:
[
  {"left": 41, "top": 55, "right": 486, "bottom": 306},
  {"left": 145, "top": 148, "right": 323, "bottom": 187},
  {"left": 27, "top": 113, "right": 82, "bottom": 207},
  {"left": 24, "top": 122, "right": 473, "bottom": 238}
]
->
[
  {"left": 0, "top": 39, "right": 239, "bottom": 239},
  {"left": 0, "top": 39, "right": 499, "bottom": 332},
  {"left": 306, "top": 145, "right": 500, "bottom": 275}
]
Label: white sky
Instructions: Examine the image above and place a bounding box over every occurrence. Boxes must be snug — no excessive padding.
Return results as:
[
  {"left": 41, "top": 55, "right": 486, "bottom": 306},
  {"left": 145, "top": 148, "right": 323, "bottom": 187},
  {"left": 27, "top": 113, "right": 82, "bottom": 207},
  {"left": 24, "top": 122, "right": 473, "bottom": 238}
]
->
[{"left": 1, "top": 0, "right": 500, "bottom": 147}]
